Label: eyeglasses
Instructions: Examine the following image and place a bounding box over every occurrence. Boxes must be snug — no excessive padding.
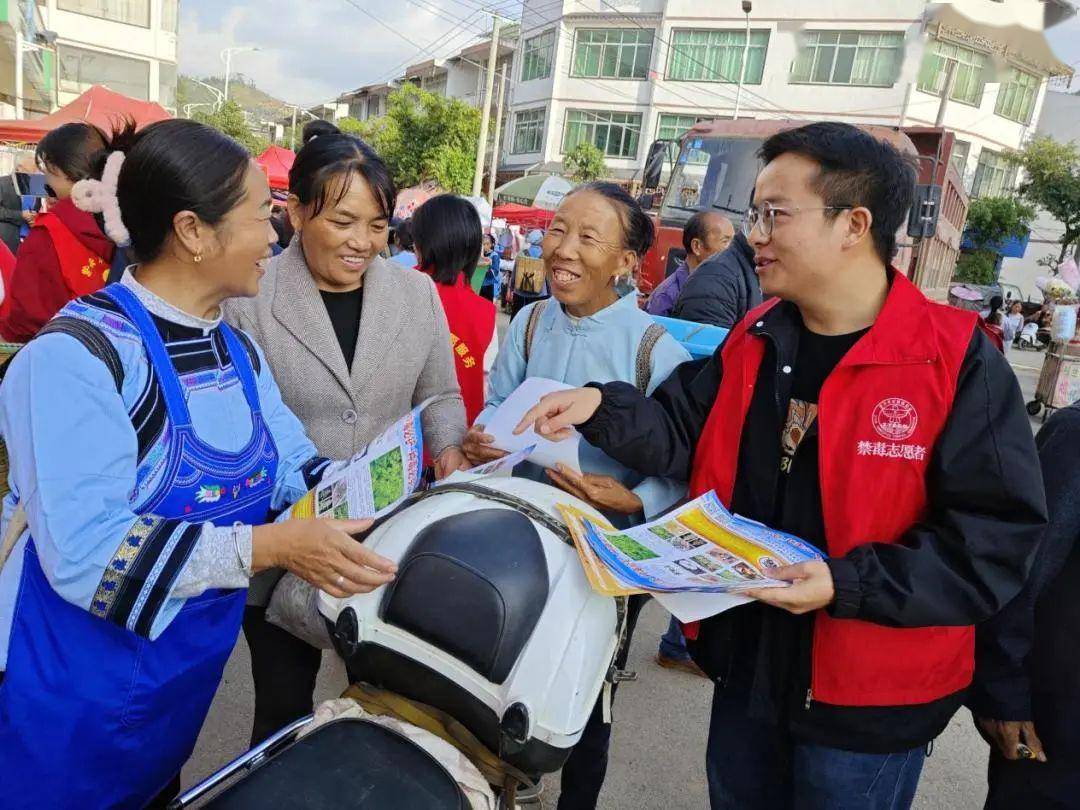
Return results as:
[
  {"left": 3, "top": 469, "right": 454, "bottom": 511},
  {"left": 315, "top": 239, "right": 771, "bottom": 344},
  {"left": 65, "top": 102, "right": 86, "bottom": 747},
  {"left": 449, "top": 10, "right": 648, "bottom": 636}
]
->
[{"left": 743, "top": 202, "right": 854, "bottom": 238}]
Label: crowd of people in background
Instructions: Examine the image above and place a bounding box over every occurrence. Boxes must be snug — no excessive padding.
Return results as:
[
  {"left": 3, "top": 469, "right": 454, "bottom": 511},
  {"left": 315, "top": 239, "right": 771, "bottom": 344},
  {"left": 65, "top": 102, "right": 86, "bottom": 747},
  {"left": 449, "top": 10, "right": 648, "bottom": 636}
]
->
[{"left": 0, "top": 114, "right": 1076, "bottom": 810}]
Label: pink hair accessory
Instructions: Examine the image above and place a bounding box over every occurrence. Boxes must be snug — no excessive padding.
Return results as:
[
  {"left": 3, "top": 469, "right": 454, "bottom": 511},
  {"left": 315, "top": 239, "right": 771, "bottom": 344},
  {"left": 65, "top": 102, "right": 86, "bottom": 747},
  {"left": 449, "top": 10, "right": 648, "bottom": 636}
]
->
[{"left": 71, "top": 150, "right": 130, "bottom": 247}]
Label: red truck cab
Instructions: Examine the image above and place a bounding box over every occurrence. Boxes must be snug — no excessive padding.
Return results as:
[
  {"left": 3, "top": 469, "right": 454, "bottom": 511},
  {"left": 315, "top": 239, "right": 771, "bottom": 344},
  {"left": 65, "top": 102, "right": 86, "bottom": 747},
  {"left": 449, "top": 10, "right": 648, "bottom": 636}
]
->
[{"left": 637, "top": 119, "right": 954, "bottom": 298}]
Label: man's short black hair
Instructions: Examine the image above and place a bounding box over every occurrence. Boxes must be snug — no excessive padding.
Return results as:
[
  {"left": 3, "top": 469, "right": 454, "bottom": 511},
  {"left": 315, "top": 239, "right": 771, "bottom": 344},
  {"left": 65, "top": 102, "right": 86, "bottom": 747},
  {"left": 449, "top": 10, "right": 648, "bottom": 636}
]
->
[
  {"left": 395, "top": 218, "right": 414, "bottom": 251},
  {"left": 757, "top": 122, "right": 915, "bottom": 265},
  {"left": 681, "top": 210, "right": 717, "bottom": 254}
]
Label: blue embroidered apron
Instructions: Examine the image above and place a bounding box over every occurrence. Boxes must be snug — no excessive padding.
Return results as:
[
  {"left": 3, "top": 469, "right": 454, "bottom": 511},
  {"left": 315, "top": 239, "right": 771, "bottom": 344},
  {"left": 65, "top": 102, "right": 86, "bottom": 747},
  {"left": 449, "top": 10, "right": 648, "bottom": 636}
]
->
[{"left": 0, "top": 284, "right": 279, "bottom": 809}]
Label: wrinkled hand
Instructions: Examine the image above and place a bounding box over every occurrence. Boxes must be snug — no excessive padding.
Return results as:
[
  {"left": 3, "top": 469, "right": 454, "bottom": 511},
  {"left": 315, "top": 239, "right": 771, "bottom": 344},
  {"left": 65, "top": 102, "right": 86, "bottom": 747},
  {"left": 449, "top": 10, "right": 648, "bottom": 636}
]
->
[
  {"left": 546, "top": 463, "right": 643, "bottom": 515},
  {"left": 461, "top": 424, "right": 508, "bottom": 466},
  {"left": 21, "top": 210, "right": 34, "bottom": 224},
  {"left": 256, "top": 518, "right": 397, "bottom": 599},
  {"left": 975, "top": 717, "right": 1047, "bottom": 762},
  {"left": 434, "top": 445, "right": 470, "bottom": 480},
  {"left": 514, "top": 387, "right": 603, "bottom": 441},
  {"left": 743, "top": 561, "right": 835, "bottom": 615}
]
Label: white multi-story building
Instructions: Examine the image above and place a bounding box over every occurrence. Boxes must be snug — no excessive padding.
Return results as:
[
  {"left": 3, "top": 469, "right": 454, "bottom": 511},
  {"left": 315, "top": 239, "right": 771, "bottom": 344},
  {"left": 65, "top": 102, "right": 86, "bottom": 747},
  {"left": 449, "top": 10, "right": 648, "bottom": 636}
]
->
[
  {"left": 999, "top": 89, "right": 1080, "bottom": 297},
  {"left": 0, "top": 0, "right": 56, "bottom": 117},
  {"left": 502, "top": 0, "right": 1072, "bottom": 192},
  {"left": 34, "top": 0, "right": 180, "bottom": 114},
  {"left": 340, "top": 27, "right": 517, "bottom": 122}
]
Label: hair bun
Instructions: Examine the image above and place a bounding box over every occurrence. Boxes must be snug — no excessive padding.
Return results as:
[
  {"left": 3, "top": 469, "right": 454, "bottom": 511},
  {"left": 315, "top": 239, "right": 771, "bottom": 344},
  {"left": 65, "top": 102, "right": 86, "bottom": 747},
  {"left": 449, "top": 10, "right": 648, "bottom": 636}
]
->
[{"left": 301, "top": 119, "right": 342, "bottom": 145}]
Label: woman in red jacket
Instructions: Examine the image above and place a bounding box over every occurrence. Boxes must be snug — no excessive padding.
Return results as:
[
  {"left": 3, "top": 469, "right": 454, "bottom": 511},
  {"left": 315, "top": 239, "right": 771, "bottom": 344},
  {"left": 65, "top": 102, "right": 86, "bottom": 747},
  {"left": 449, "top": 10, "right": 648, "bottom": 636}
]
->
[
  {"left": 0, "top": 123, "right": 114, "bottom": 341},
  {"left": 411, "top": 194, "right": 497, "bottom": 425}
]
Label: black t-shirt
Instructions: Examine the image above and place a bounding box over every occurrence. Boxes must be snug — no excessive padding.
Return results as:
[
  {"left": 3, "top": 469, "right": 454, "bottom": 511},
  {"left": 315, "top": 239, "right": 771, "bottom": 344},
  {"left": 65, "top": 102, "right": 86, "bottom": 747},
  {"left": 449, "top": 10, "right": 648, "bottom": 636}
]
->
[
  {"left": 768, "top": 319, "right": 954, "bottom": 751},
  {"left": 320, "top": 287, "right": 363, "bottom": 371}
]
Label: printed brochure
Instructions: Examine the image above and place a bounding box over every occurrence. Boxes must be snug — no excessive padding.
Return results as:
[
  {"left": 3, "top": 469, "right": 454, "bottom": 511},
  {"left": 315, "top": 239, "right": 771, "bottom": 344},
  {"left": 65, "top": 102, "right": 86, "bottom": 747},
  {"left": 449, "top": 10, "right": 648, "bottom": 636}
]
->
[
  {"left": 279, "top": 404, "right": 425, "bottom": 522},
  {"left": 567, "top": 492, "right": 822, "bottom": 594}
]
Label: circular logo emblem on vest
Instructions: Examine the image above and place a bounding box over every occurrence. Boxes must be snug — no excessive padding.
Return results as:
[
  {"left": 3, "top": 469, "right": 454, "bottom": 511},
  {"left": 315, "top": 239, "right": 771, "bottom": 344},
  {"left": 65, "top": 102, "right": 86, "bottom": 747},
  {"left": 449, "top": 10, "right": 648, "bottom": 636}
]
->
[{"left": 872, "top": 398, "right": 918, "bottom": 441}]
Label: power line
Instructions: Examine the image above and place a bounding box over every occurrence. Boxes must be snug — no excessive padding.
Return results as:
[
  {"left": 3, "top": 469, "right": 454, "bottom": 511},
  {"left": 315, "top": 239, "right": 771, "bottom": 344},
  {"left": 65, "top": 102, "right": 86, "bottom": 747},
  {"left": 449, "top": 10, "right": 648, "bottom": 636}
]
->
[{"left": 345, "top": 4, "right": 488, "bottom": 88}]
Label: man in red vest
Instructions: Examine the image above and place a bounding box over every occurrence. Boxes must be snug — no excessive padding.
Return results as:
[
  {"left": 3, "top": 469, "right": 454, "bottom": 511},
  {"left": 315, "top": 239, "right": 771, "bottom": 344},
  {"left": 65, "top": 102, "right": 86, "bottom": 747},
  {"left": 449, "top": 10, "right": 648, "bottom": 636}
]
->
[{"left": 517, "top": 122, "right": 1046, "bottom": 808}]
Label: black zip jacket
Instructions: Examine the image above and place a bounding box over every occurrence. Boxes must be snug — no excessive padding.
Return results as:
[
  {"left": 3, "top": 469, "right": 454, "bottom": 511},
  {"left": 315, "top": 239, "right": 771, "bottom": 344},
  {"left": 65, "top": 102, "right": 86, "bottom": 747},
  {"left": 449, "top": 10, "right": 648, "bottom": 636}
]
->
[
  {"left": 970, "top": 404, "right": 1080, "bottom": 759},
  {"left": 671, "top": 231, "right": 762, "bottom": 328},
  {"left": 580, "top": 299, "right": 1046, "bottom": 751}
]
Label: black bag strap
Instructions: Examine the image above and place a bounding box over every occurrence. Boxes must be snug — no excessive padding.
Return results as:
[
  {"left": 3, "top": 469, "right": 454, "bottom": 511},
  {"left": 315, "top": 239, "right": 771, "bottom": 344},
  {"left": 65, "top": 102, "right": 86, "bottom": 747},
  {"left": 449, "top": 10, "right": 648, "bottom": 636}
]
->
[
  {"left": 0, "top": 316, "right": 124, "bottom": 393},
  {"left": 522, "top": 299, "right": 550, "bottom": 365}
]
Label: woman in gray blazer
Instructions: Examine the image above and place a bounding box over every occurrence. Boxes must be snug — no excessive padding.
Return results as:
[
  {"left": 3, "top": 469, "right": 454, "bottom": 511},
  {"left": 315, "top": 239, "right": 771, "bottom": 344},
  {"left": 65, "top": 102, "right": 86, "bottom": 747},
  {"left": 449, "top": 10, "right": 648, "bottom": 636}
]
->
[{"left": 225, "top": 125, "right": 467, "bottom": 744}]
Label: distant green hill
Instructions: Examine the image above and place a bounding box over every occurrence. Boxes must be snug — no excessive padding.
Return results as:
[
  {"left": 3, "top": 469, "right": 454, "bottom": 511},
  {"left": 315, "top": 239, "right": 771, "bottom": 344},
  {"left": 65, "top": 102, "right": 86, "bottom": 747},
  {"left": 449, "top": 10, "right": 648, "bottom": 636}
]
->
[{"left": 178, "top": 74, "right": 291, "bottom": 122}]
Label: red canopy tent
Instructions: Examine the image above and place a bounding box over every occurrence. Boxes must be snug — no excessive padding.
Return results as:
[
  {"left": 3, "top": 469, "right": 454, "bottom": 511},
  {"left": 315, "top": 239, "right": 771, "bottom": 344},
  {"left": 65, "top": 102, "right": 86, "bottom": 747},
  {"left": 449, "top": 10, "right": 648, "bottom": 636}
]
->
[
  {"left": 256, "top": 145, "right": 295, "bottom": 191},
  {"left": 0, "top": 85, "right": 171, "bottom": 144},
  {"left": 492, "top": 203, "right": 554, "bottom": 230}
]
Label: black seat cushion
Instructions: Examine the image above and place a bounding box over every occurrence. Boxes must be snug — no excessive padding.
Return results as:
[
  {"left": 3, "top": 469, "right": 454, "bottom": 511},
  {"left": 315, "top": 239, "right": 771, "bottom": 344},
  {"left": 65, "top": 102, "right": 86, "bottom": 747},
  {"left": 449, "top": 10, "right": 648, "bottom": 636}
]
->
[
  {"left": 380, "top": 508, "right": 549, "bottom": 684},
  {"left": 205, "top": 718, "right": 469, "bottom": 809}
]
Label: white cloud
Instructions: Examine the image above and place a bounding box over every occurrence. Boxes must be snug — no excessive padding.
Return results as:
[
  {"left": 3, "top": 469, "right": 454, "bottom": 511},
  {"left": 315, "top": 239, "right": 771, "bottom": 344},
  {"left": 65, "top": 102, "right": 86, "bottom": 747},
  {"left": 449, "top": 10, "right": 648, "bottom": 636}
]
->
[{"left": 178, "top": 0, "right": 490, "bottom": 105}]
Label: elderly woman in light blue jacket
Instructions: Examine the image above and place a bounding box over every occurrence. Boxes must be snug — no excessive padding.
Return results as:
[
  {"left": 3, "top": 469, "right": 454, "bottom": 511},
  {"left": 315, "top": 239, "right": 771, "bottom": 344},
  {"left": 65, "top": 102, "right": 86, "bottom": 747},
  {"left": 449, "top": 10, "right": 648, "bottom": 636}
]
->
[{"left": 463, "top": 181, "right": 690, "bottom": 810}]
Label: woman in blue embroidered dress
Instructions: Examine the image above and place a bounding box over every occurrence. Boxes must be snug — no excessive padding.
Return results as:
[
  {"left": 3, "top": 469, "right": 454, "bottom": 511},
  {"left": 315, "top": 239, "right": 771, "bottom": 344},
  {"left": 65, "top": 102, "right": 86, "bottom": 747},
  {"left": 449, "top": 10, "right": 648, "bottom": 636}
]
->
[{"left": 0, "top": 120, "right": 397, "bottom": 810}]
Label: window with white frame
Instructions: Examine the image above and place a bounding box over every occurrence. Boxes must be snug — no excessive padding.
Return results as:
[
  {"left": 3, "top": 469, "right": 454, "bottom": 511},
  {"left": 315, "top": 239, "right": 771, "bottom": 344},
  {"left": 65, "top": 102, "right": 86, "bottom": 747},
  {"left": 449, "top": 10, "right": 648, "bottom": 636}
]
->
[
  {"left": 668, "top": 29, "right": 768, "bottom": 84},
  {"left": 58, "top": 0, "right": 150, "bottom": 27},
  {"left": 563, "top": 109, "right": 642, "bottom": 158},
  {"left": 656, "top": 113, "right": 711, "bottom": 162},
  {"left": 512, "top": 108, "right": 546, "bottom": 154},
  {"left": 917, "top": 39, "right": 989, "bottom": 106},
  {"left": 521, "top": 29, "right": 556, "bottom": 82},
  {"left": 160, "top": 0, "right": 178, "bottom": 32},
  {"left": 571, "top": 29, "right": 653, "bottom": 80},
  {"left": 949, "top": 139, "right": 971, "bottom": 181},
  {"left": 995, "top": 67, "right": 1039, "bottom": 124},
  {"left": 158, "top": 61, "right": 177, "bottom": 110},
  {"left": 972, "top": 149, "right": 1017, "bottom": 198},
  {"left": 59, "top": 45, "right": 150, "bottom": 100},
  {"left": 790, "top": 31, "right": 904, "bottom": 86}
]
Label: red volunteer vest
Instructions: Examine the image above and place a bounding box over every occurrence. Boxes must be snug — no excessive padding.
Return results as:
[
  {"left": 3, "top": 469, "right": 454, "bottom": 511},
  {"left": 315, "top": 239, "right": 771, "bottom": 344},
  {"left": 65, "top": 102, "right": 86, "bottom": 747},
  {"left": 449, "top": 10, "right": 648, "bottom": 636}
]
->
[
  {"left": 689, "top": 273, "right": 979, "bottom": 707},
  {"left": 432, "top": 274, "right": 496, "bottom": 425},
  {"left": 34, "top": 211, "right": 110, "bottom": 299}
]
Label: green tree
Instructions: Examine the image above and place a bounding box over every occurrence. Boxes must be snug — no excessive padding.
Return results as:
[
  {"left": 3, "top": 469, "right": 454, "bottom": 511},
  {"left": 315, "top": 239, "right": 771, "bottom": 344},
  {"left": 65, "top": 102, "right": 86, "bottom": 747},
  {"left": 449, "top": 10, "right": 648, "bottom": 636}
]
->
[
  {"left": 953, "top": 196, "right": 1033, "bottom": 286},
  {"left": 564, "top": 141, "right": 606, "bottom": 182},
  {"left": 964, "top": 196, "right": 1034, "bottom": 250},
  {"left": 360, "top": 84, "right": 481, "bottom": 193},
  {"left": 192, "top": 100, "right": 267, "bottom": 154},
  {"left": 1008, "top": 136, "right": 1080, "bottom": 264},
  {"left": 954, "top": 250, "right": 998, "bottom": 285}
]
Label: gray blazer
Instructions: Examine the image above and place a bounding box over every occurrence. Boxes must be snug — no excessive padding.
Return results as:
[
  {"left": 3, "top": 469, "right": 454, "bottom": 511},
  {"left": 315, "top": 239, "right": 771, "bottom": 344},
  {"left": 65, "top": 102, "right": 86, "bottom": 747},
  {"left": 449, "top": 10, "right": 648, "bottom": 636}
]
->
[
  {"left": 225, "top": 241, "right": 467, "bottom": 461},
  {"left": 225, "top": 242, "right": 467, "bottom": 605}
]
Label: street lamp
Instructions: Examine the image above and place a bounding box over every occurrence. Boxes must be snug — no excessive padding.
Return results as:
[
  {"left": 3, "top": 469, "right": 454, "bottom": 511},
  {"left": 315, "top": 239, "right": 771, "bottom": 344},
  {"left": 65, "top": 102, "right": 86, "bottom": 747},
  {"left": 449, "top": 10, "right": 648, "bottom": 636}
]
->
[
  {"left": 733, "top": 1, "right": 752, "bottom": 120},
  {"left": 221, "top": 46, "right": 259, "bottom": 103}
]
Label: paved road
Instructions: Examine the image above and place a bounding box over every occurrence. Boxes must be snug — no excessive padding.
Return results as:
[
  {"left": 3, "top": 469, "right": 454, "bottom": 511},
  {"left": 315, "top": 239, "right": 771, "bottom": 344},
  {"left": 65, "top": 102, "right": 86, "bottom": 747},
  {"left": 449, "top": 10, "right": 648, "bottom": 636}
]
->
[{"left": 185, "top": 348, "right": 1047, "bottom": 809}]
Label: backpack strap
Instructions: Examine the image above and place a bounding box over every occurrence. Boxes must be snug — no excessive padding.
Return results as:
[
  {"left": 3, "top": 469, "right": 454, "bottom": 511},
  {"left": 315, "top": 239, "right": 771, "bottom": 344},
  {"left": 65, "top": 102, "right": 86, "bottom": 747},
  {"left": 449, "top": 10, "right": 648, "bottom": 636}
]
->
[
  {"left": 634, "top": 323, "right": 667, "bottom": 394},
  {"left": 0, "top": 316, "right": 124, "bottom": 393},
  {"left": 523, "top": 299, "right": 550, "bottom": 365}
]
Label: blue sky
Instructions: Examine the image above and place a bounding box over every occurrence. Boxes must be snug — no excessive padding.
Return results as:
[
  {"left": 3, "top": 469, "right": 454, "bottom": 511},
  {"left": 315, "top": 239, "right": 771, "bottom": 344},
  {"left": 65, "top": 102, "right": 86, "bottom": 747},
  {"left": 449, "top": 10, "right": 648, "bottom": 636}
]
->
[{"left": 178, "top": 1, "right": 1080, "bottom": 106}]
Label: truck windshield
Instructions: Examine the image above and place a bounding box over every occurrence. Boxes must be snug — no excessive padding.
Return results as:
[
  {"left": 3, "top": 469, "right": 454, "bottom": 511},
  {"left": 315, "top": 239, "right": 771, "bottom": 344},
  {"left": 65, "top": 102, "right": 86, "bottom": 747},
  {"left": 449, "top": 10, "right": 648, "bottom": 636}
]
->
[{"left": 659, "top": 136, "right": 764, "bottom": 228}]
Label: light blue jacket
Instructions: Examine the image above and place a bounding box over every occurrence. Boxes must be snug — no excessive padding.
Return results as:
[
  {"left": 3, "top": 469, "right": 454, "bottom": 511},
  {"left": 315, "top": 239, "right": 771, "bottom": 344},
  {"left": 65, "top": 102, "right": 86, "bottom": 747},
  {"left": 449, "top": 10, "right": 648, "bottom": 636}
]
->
[{"left": 478, "top": 291, "right": 691, "bottom": 526}]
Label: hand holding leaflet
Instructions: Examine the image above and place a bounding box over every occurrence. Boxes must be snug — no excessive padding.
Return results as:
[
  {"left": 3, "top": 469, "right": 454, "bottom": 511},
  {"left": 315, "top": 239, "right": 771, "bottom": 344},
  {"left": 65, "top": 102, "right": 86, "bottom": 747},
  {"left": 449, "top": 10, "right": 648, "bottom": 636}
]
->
[
  {"left": 566, "top": 491, "right": 822, "bottom": 595},
  {"left": 485, "top": 378, "right": 584, "bottom": 473},
  {"left": 435, "top": 445, "right": 537, "bottom": 487},
  {"left": 278, "top": 402, "right": 427, "bottom": 523}
]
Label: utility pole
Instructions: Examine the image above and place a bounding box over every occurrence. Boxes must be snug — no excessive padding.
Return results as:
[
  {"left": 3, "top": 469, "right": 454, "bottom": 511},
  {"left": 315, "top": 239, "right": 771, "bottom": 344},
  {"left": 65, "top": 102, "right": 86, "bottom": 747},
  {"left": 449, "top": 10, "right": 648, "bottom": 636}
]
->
[
  {"left": 14, "top": 28, "right": 23, "bottom": 119},
  {"left": 733, "top": 1, "right": 752, "bottom": 120},
  {"left": 472, "top": 14, "right": 503, "bottom": 197},
  {"left": 290, "top": 105, "right": 298, "bottom": 150},
  {"left": 487, "top": 64, "right": 507, "bottom": 201},
  {"left": 935, "top": 59, "right": 958, "bottom": 128}
]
